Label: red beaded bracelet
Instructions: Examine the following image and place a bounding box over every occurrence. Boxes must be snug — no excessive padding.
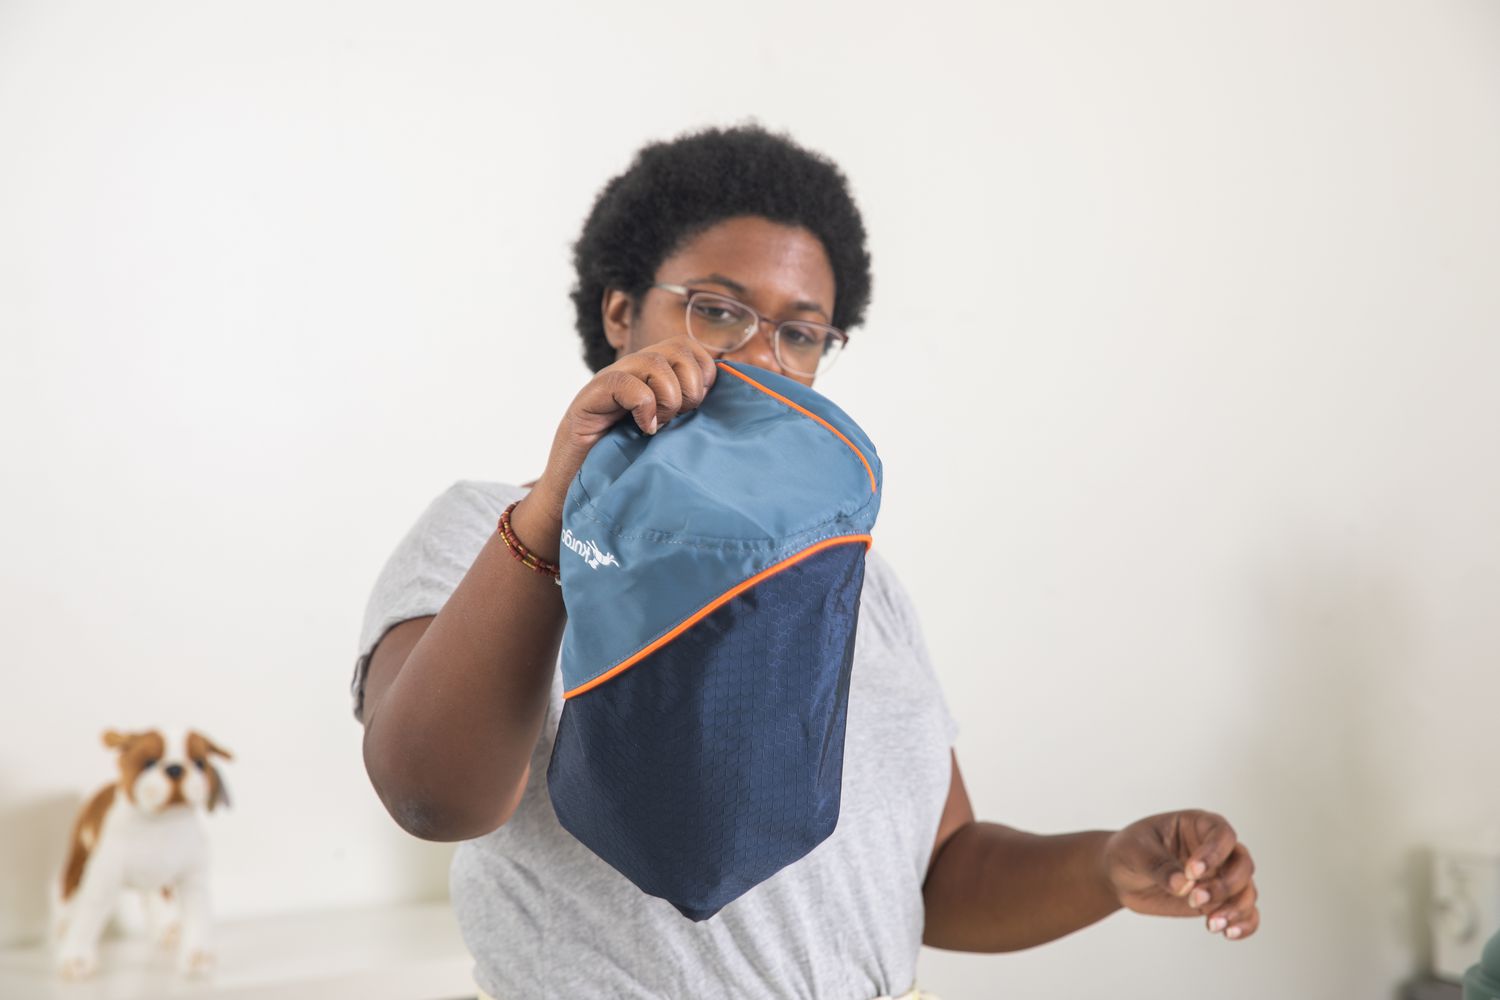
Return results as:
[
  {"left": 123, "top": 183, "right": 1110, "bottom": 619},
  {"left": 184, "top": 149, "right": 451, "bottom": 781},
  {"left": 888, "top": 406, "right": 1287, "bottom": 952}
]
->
[{"left": 497, "top": 500, "right": 562, "bottom": 584}]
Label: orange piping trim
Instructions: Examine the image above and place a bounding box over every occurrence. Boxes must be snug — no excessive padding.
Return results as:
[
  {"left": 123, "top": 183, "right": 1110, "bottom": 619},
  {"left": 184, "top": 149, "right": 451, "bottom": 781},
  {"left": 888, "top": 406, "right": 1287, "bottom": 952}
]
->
[
  {"left": 564, "top": 533, "right": 873, "bottom": 699},
  {"left": 714, "top": 362, "right": 878, "bottom": 494}
]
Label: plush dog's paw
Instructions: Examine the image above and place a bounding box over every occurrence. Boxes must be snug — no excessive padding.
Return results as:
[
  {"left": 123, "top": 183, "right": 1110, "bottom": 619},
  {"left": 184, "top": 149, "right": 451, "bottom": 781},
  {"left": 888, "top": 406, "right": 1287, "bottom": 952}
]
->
[
  {"left": 177, "top": 947, "right": 216, "bottom": 978},
  {"left": 157, "top": 921, "right": 182, "bottom": 949},
  {"left": 57, "top": 949, "right": 98, "bottom": 981}
]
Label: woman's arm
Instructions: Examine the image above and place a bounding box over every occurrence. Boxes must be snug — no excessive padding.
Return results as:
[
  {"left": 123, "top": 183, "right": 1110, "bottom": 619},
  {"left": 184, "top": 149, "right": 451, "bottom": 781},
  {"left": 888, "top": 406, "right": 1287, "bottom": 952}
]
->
[
  {"left": 922, "top": 755, "right": 1120, "bottom": 951},
  {"left": 924, "top": 823, "right": 1122, "bottom": 951},
  {"left": 359, "top": 336, "right": 720, "bottom": 843},
  {"left": 359, "top": 491, "right": 567, "bottom": 842},
  {"left": 922, "top": 754, "right": 1260, "bottom": 950}
]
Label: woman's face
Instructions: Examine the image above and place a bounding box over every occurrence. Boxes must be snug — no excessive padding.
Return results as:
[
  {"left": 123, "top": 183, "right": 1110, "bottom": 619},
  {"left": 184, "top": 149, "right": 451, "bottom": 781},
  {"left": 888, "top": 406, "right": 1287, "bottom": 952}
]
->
[{"left": 602, "top": 215, "right": 838, "bottom": 389}]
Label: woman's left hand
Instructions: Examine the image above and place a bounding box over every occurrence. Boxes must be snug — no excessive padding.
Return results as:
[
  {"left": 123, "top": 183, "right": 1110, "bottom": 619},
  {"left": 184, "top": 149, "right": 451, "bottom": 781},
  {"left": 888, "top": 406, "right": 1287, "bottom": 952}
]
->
[{"left": 1102, "top": 809, "right": 1260, "bottom": 941}]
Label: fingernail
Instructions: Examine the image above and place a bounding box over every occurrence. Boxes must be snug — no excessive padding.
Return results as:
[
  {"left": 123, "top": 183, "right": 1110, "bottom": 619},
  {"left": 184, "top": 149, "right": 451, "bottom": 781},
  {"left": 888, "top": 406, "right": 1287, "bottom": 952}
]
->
[
  {"left": 1208, "top": 917, "right": 1227, "bottom": 933},
  {"left": 1176, "top": 878, "right": 1195, "bottom": 897},
  {"left": 1227, "top": 926, "right": 1242, "bottom": 940},
  {"left": 1190, "top": 889, "right": 1210, "bottom": 907},
  {"left": 1187, "top": 860, "right": 1206, "bottom": 879},
  {"left": 647, "top": 417, "right": 658, "bottom": 434}
]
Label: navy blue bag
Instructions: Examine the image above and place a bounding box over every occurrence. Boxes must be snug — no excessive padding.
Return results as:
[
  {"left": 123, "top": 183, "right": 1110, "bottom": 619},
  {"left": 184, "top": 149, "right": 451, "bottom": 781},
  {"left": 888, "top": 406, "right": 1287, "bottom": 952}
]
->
[{"left": 547, "top": 360, "right": 882, "bottom": 920}]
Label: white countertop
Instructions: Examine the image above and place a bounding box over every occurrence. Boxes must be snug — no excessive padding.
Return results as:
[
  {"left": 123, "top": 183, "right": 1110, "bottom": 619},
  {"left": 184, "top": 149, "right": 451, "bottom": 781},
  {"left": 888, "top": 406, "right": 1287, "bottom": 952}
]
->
[{"left": 0, "top": 900, "right": 477, "bottom": 1000}]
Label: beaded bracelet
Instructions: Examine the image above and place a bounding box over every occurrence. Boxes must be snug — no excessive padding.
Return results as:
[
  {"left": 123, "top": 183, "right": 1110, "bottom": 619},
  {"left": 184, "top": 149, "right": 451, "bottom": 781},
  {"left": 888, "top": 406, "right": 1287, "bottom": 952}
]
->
[{"left": 497, "top": 500, "right": 562, "bottom": 585}]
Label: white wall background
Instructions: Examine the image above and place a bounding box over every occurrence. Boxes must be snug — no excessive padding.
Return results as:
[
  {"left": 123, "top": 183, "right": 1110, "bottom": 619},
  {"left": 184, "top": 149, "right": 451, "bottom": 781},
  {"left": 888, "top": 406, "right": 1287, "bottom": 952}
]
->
[{"left": 3, "top": 1, "right": 1498, "bottom": 996}]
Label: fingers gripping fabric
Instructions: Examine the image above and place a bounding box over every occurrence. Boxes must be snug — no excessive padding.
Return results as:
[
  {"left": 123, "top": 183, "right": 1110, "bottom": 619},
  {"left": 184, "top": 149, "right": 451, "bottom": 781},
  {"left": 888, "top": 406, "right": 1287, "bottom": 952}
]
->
[{"left": 548, "top": 360, "right": 882, "bottom": 921}]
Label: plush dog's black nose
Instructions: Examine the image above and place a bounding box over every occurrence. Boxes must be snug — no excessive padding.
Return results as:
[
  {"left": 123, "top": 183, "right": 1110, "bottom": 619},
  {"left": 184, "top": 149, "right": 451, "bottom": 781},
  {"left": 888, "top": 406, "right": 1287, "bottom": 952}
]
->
[{"left": 165, "top": 764, "right": 184, "bottom": 780}]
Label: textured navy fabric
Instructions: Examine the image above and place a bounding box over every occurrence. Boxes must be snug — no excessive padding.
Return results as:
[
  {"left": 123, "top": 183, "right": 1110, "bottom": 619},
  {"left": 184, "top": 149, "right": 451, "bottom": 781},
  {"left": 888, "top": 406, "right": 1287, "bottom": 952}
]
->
[{"left": 548, "top": 542, "right": 865, "bottom": 921}]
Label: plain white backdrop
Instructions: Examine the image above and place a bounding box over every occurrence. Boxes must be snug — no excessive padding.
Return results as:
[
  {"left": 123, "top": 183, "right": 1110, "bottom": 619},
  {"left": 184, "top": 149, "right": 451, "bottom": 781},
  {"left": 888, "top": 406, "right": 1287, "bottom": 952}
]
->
[{"left": 2, "top": 1, "right": 1498, "bottom": 997}]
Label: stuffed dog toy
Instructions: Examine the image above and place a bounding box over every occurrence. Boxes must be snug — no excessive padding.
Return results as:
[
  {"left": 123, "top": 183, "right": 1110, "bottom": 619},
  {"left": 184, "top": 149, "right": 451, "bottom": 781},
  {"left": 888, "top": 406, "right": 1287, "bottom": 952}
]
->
[{"left": 51, "top": 727, "right": 232, "bottom": 980}]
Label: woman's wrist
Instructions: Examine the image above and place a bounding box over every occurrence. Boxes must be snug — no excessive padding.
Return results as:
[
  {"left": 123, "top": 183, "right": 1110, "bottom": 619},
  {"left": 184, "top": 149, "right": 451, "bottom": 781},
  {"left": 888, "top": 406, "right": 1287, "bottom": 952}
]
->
[
  {"left": 509, "top": 489, "right": 564, "bottom": 564},
  {"left": 1096, "top": 829, "right": 1126, "bottom": 908}
]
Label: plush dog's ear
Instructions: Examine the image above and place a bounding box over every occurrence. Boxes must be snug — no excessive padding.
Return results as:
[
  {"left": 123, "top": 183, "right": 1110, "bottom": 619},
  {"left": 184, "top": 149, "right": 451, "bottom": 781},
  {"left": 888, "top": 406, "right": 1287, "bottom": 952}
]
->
[
  {"left": 102, "top": 729, "right": 136, "bottom": 751},
  {"left": 190, "top": 730, "right": 233, "bottom": 811},
  {"left": 207, "top": 765, "right": 232, "bottom": 812},
  {"left": 192, "top": 731, "right": 233, "bottom": 761}
]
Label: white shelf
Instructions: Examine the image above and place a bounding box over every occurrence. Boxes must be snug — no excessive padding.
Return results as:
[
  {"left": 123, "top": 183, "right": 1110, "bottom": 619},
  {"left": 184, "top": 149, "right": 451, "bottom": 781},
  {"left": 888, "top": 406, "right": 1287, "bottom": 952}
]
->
[{"left": 0, "top": 900, "right": 477, "bottom": 1000}]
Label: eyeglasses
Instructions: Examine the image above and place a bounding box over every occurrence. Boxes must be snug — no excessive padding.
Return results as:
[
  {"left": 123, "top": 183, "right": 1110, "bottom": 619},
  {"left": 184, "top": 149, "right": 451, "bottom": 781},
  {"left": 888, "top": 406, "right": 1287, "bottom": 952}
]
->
[{"left": 651, "top": 283, "right": 848, "bottom": 377}]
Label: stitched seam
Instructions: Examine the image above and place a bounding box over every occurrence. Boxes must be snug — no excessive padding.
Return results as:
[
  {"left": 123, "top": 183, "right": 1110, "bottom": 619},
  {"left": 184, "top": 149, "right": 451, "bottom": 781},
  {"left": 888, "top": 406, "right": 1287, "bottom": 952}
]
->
[{"left": 715, "top": 362, "right": 877, "bottom": 494}]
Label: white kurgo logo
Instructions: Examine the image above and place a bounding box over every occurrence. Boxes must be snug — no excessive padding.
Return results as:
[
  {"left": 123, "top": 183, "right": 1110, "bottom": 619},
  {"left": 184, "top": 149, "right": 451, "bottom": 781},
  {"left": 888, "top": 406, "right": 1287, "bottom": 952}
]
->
[{"left": 561, "top": 528, "right": 620, "bottom": 570}]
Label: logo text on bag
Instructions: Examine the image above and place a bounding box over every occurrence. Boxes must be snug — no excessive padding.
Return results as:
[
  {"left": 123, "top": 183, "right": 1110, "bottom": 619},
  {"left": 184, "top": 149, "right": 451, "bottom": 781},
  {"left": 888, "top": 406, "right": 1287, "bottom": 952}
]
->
[{"left": 562, "top": 529, "right": 620, "bottom": 570}]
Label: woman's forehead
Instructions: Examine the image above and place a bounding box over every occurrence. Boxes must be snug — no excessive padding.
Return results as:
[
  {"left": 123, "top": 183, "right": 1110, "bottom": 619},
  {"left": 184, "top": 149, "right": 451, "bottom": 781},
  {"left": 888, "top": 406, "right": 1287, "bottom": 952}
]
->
[{"left": 658, "top": 216, "right": 835, "bottom": 314}]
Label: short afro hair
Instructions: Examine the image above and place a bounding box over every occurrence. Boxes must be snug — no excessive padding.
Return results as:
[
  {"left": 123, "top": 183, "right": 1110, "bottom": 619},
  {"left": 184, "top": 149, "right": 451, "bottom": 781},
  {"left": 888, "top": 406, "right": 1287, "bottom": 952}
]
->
[{"left": 569, "top": 123, "right": 873, "bottom": 373}]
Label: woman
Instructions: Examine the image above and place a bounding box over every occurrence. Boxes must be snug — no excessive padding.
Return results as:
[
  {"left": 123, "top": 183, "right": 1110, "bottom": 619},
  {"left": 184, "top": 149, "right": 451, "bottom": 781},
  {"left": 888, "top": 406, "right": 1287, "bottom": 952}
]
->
[{"left": 351, "top": 124, "right": 1260, "bottom": 1000}]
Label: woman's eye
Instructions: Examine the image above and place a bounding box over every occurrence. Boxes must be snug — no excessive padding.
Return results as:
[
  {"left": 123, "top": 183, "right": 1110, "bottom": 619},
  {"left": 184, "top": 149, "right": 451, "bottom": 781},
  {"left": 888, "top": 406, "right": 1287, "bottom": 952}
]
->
[
  {"left": 691, "top": 302, "right": 741, "bottom": 325},
  {"left": 784, "top": 327, "right": 827, "bottom": 350}
]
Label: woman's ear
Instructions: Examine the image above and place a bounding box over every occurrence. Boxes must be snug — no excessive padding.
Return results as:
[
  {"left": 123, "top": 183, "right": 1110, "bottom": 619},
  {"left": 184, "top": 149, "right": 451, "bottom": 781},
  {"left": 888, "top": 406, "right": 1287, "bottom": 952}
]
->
[{"left": 601, "top": 287, "right": 635, "bottom": 356}]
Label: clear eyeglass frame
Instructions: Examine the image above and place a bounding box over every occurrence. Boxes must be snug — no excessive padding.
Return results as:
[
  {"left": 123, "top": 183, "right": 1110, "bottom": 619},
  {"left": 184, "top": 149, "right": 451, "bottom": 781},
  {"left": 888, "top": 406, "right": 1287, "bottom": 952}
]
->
[{"left": 651, "top": 283, "right": 848, "bottom": 377}]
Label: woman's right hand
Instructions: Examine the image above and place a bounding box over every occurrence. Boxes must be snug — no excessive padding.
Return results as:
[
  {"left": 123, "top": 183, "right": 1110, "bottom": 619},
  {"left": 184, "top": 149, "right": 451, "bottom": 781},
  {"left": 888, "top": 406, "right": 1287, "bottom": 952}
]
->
[{"left": 527, "top": 336, "right": 721, "bottom": 522}]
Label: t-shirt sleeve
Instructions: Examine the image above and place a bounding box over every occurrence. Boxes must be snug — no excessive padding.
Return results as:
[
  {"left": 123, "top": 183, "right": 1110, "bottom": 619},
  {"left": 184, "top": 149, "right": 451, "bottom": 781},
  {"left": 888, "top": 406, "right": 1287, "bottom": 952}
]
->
[
  {"left": 348, "top": 481, "right": 517, "bottom": 724},
  {"left": 869, "top": 550, "right": 960, "bottom": 747}
]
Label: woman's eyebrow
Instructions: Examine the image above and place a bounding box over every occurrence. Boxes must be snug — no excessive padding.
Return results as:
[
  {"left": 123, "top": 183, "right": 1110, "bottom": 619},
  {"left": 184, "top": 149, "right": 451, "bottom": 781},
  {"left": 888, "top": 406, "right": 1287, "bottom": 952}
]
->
[{"left": 685, "top": 273, "right": 830, "bottom": 319}]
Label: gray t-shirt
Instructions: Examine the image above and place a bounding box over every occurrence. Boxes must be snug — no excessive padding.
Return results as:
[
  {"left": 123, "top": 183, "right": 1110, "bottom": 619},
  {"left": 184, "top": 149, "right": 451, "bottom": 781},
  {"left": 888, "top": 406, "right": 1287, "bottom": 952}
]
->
[{"left": 351, "top": 480, "right": 959, "bottom": 1000}]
